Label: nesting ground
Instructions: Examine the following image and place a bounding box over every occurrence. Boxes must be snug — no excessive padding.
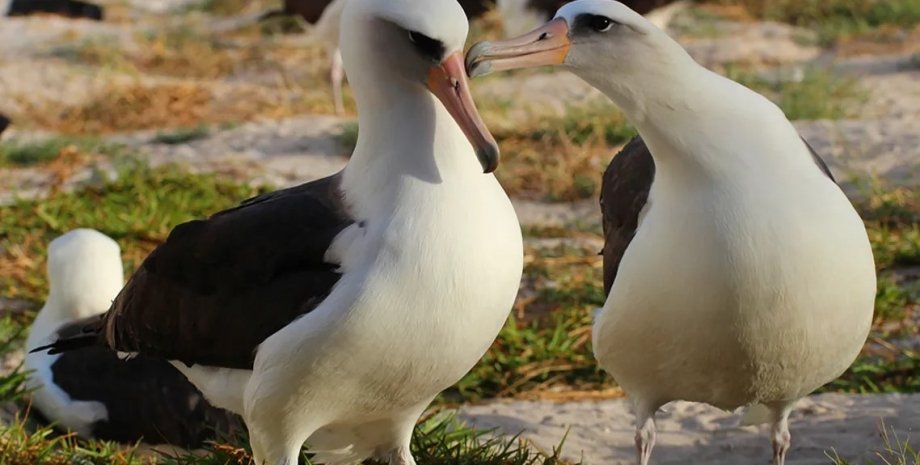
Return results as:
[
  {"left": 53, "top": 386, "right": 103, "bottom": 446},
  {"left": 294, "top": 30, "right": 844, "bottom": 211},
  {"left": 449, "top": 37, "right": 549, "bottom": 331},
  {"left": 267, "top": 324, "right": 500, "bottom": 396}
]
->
[{"left": 0, "top": 0, "right": 918, "bottom": 464}]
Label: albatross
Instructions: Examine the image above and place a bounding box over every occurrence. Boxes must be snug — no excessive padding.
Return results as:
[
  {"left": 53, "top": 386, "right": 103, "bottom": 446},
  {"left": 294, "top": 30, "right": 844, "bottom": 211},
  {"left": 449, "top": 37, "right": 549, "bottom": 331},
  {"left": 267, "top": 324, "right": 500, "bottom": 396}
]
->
[
  {"left": 25, "top": 229, "right": 239, "bottom": 448},
  {"left": 36, "top": 0, "right": 524, "bottom": 464},
  {"left": 466, "top": 1, "right": 876, "bottom": 464}
]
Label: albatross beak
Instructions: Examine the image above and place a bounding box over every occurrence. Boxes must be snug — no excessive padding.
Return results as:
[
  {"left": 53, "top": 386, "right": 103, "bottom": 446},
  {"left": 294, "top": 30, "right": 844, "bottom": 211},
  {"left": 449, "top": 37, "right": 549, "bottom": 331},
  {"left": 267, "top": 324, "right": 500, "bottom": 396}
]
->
[
  {"left": 427, "top": 52, "right": 499, "bottom": 173},
  {"left": 465, "top": 18, "right": 571, "bottom": 78}
]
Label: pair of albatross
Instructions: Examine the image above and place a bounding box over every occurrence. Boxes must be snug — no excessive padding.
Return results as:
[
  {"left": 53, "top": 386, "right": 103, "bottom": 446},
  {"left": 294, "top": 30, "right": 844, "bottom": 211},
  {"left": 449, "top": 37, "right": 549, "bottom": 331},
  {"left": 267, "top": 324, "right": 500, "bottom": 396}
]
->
[
  {"left": 36, "top": 1, "right": 875, "bottom": 465},
  {"left": 467, "top": 1, "right": 875, "bottom": 464},
  {"left": 39, "top": 0, "right": 523, "bottom": 465}
]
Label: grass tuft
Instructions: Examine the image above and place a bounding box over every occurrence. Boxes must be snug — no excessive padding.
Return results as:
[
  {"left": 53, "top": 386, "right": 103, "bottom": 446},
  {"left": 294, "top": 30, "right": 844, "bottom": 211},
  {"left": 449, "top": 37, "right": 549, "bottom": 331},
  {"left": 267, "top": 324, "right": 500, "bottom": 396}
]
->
[
  {"left": 828, "top": 422, "right": 919, "bottom": 465},
  {"left": 711, "top": 0, "right": 920, "bottom": 45},
  {"left": 0, "top": 163, "right": 269, "bottom": 304},
  {"left": 723, "top": 65, "right": 867, "bottom": 120},
  {"left": 0, "top": 138, "right": 124, "bottom": 168},
  {"left": 152, "top": 126, "right": 211, "bottom": 145}
]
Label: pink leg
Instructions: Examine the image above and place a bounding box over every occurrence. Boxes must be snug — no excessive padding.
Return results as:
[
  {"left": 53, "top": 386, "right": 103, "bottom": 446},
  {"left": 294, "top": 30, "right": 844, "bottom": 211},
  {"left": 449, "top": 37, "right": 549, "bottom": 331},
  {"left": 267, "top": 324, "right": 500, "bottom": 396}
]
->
[{"left": 635, "top": 401, "right": 658, "bottom": 465}]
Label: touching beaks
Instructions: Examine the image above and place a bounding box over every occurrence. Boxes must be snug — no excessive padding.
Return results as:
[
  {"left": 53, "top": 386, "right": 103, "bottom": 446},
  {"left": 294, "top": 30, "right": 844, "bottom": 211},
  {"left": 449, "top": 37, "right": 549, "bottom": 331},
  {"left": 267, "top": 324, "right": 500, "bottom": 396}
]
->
[
  {"left": 427, "top": 52, "right": 500, "bottom": 173},
  {"left": 465, "top": 18, "right": 571, "bottom": 79}
]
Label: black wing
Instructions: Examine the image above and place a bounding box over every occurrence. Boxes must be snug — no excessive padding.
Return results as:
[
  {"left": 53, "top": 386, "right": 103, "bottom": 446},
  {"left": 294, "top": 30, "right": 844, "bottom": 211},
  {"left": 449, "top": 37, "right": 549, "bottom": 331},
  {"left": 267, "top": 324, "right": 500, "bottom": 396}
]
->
[
  {"left": 802, "top": 137, "right": 836, "bottom": 183},
  {"left": 97, "top": 173, "right": 353, "bottom": 369},
  {"left": 600, "top": 136, "right": 655, "bottom": 296},
  {"left": 48, "top": 347, "right": 242, "bottom": 447},
  {"left": 0, "top": 114, "right": 9, "bottom": 136}
]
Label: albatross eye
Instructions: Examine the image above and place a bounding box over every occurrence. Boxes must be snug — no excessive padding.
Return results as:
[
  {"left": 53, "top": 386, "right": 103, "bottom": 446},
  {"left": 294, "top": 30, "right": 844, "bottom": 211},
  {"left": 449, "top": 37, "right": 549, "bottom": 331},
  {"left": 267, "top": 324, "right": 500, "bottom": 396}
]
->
[
  {"left": 408, "top": 30, "right": 445, "bottom": 62},
  {"left": 588, "top": 15, "right": 614, "bottom": 32}
]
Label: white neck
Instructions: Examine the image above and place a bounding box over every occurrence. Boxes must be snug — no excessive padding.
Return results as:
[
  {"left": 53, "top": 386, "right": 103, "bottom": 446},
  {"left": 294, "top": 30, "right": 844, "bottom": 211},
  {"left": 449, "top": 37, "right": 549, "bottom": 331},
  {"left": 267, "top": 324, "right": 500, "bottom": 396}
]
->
[
  {"left": 339, "top": 16, "right": 484, "bottom": 216},
  {"left": 579, "top": 58, "right": 796, "bottom": 184}
]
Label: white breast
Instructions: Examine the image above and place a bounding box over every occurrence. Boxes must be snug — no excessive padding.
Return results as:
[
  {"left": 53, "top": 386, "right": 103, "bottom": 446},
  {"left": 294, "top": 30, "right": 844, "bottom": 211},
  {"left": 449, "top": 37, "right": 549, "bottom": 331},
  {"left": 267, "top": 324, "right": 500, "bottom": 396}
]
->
[
  {"left": 246, "top": 171, "right": 522, "bottom": 439},
  {"left": 594, "top": 159, "right": 875, "bottom": 410}
]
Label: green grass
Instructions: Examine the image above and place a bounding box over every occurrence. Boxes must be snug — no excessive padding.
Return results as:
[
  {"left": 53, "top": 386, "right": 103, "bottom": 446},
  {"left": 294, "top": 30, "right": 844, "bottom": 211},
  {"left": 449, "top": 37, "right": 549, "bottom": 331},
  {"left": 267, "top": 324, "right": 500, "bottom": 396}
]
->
[
  {"left": 184, "top": 0, "right": 254, "bottom": 16},
  {"left": 724, "top": 66, "right": 867, "bottom": 120},
  {"left": 335, "top": 122, "right": 359, "bottom": 154},
  {"left": 0, "top": 410, "right": 575, "bottom": 465},
  {"left": 152, "top": 125, "right": 210, "bottom": 145},
  {"left": 0, "top": 163, "right": 268, "bottom": 303},
  {"left": 711, "top": 0, "right": 920, "bottom": 45},
  {"left": 0, "top": 137, "right": 125, "bottom": 167}
]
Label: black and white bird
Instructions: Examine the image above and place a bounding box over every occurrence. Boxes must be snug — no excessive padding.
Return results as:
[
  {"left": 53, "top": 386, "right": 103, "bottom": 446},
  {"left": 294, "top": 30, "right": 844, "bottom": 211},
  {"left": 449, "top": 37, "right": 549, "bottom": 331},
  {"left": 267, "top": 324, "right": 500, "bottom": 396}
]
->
[
  {"left": 25, "top": 229, "right": 239, "bottom": 449},
  {"left": 467, "top": 1, "right": 876, "bottom": 464},
  {"left": 5, "top": 0, "right": 104, "bottom": 20},
  {"left": 37, "top": 0, "right": 523, "bottom": 464}
]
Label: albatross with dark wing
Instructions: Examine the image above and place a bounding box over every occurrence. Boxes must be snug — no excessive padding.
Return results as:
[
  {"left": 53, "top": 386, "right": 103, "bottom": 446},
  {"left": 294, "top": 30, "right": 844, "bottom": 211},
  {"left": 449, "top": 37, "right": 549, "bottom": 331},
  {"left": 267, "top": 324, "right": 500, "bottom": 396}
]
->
[
  {"left": 467, "top": 1, "right": 876, "bottom": 464},
  {"left": 25, "top": 229, "right": 239, "bottom": 449},
  {"left": 37, "top": 0, "right": 523, "bottom": 464}
]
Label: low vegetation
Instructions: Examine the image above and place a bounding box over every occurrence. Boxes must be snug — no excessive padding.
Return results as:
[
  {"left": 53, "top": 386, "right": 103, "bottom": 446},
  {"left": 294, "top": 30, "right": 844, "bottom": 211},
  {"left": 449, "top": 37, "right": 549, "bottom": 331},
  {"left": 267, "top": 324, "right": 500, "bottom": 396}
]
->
[
  {"left": 828, "top": 422, "right": 919, "bottom": 465},
  {"left": 0, "top": 137, "right": 125, "bottom": 168},
  {"left": 708, "top": 0, "right": 920, "bottom": 45}
]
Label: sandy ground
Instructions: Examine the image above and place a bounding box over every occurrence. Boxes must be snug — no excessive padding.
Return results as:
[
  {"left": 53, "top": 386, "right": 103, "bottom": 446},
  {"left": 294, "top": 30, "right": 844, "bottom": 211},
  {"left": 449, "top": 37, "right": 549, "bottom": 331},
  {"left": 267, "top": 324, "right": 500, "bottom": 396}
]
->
[{"left": 459, "top": 393, "right": 919, "bottom": 465}]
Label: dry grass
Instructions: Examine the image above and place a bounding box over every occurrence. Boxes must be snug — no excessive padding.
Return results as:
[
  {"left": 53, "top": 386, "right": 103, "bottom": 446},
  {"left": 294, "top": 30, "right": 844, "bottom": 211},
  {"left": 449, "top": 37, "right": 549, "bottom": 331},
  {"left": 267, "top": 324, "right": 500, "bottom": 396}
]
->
[
  {"left": 14, "top": 80, "right": 332, "bottom": 134},
  {"left": 482, "top": 100, "right": 634, "bottom": 201}
]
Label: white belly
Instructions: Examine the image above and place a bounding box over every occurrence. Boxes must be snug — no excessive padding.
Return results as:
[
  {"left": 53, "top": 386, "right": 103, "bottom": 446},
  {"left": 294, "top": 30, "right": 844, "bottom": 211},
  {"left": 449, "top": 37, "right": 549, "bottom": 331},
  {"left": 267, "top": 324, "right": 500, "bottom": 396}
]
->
[
  {"left": 594, "top": 177, "right": 876, "bottom": 410},
  {"left": 242, "top": 174, "right": 523, "bottom": 453}
]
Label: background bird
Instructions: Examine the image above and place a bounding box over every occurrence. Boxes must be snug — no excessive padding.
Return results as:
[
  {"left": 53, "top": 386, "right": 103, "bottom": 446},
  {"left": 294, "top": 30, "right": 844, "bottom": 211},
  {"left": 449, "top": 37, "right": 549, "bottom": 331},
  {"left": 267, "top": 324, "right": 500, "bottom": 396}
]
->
[{"left": 25, "top": 229, "right": 240, "bottom": 450}]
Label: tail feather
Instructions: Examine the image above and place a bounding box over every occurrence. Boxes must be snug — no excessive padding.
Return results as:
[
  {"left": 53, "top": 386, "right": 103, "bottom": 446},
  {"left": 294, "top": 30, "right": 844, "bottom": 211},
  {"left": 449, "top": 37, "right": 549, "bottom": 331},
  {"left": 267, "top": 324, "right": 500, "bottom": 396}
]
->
[{"left": 30, "top": 315, "right": 103, "bottom": 354}]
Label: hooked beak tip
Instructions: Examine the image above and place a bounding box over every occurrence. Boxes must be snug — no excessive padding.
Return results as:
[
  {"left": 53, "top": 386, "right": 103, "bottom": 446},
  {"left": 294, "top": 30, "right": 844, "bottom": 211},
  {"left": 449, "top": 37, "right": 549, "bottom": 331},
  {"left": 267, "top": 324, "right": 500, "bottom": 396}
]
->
[
  {"left": 478, "top": 143, "right": 500, "bottom": 173},
  {"left": 465, "top": 41, "right": 495, "bottom": 78}
]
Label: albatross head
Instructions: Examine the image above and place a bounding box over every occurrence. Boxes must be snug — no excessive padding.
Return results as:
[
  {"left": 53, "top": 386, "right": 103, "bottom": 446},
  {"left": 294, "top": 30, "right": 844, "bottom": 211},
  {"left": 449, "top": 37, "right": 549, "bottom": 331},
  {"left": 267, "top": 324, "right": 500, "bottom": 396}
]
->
[
  {"left": 341, "top": 0, "right": 499, "bottom": 173},
  {"left": 466, "top": 0, "right": 691, "bottom": 99},
  {"left": 45, "top": 229, "right": 124, "bottom": 320}
]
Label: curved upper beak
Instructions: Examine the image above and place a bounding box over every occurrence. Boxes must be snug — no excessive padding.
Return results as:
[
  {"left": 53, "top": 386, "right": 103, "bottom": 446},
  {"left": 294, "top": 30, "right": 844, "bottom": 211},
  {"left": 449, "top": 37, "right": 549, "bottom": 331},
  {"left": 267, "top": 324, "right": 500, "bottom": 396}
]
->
[
  {"left": 427, "top": 52, "right": 499, "bottom": 173},
  {"left": 466, "top": 18, "right": 571, "bottom": 78}
]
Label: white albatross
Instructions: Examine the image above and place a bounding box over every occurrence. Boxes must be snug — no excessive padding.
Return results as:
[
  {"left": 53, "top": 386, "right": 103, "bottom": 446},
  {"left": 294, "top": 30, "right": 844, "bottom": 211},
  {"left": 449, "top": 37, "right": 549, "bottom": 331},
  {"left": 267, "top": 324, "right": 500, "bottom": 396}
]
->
[
  {"left": 24, "top": 229, "right": 239, "bottom": 448},
  {"left": 36, "top": 0, "right": 524, "bottom": 464},
  {"left": 466, "top": 1, "right": 877, "bottom": 464}
]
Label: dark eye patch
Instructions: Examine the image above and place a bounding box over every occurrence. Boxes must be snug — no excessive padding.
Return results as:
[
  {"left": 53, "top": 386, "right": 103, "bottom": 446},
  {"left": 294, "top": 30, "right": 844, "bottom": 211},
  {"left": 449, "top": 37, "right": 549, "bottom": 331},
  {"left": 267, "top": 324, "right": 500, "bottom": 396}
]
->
[
  {"left": 408, "top": 30, "right": 445, "bottom": 62},
  {"left": 573, "top": 13, "right": 619, "bottom": 33}
]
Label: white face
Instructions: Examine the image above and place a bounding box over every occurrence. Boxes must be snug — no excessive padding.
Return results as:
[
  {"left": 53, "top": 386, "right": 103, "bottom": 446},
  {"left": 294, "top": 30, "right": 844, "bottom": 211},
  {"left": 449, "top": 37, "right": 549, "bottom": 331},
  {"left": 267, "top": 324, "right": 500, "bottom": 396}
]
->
[
  {"left": 466, "top": 0, "right": 676, "bottom": 82},
  {"left": 554, "top": 0, "right": 660, "bottom": 74},
  {"left": 343, "top": 0, "right": 470, "bottom": 85},
  {"left": 342, "top": 0, "right": 500, "bottom": 172}
]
